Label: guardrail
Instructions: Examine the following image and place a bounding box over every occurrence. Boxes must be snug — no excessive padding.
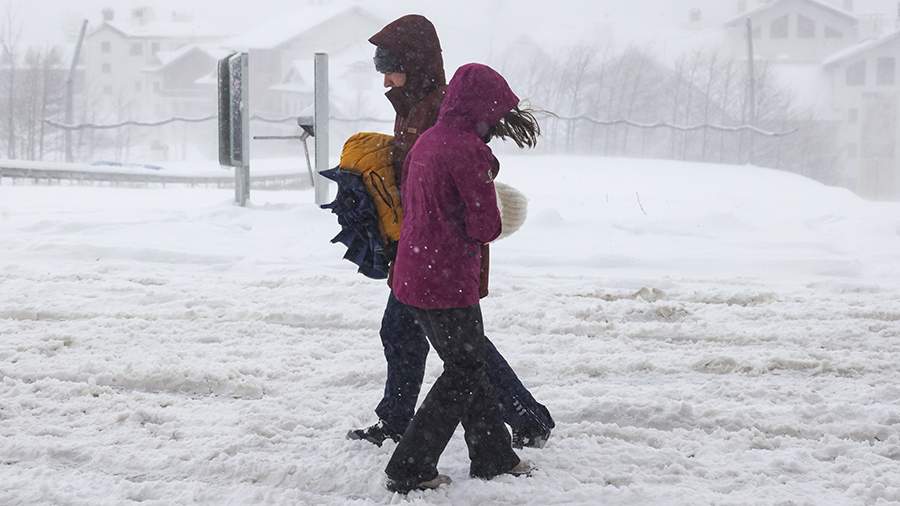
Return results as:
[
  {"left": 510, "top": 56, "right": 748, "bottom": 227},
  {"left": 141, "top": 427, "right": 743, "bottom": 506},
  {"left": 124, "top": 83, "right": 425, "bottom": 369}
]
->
[{"left": 0, "top": 166, "right": 309, "bottom": 190}]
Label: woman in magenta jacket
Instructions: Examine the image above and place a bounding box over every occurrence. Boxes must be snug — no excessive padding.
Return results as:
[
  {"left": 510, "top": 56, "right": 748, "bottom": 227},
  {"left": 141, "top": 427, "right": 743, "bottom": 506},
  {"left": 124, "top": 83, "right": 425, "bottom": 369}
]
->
[{"left": 385, "top": 63, "right": 540, "bottom": 493}]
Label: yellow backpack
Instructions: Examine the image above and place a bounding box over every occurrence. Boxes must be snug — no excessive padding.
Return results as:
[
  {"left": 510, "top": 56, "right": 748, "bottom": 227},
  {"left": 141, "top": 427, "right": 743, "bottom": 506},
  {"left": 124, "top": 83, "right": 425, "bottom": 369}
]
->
[{"left": 337, "top": 132, "right": 403, "bottom": 243}]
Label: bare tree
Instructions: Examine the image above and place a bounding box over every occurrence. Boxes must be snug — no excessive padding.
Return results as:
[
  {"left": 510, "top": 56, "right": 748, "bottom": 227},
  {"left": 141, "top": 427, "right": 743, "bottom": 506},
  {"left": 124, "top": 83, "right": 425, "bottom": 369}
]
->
[
  {"left": 1, "top": 1, "right": 22, "bottom": 158},
  {"left": 668, "top": 56, "right": 686, "bottom": 159},
  {"left": 680, "top": 50, "right": 703, "bottom": 160},
  {"left": 700, "top": 52, "right": 718, "bottom": 161},
  {"left": 38, "top": 48, "right": 63, "bottom": 160},
  {"left": 716, "top": 60, "right": 735, "bottom": 163},
  {"left": 619, "top": 47, "right": 649, "bottom": 155},
  {"left": 561, "top": 45, "right": 599, "bottom": 152}
]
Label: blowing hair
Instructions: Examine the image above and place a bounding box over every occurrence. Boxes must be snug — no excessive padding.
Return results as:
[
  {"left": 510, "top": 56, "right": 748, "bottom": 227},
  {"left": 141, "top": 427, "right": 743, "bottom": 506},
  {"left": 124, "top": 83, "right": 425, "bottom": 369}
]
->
[{"left": 488, "top": 106, "right": 541, "bottom": 149}]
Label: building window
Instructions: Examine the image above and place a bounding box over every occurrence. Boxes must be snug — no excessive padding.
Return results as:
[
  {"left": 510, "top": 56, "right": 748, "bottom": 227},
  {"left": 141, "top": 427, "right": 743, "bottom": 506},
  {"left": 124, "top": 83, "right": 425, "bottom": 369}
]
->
[
  {"left": 103, "top": 85, "right": 113, "bottom": 95},
  {"left": 846, "top": 60, "right": 866, "bottom": 86},
  {"left": 689, "top": 8, "right": 702, "bottom": 23},
  {"left": 771, "top": 15, "right": 789, "bottom": 39},
  {"left": 102, "top": 63, "right": 111, "bottom": 74},
  {"left": 151, "top": 42, "right": 160, "bottom": 54},
  {"left": 848, "top": 108, "right": 859, "bottom": 124},
  {"left": 130, "top": 43, "right": 143, "bottom": 56},
  {"left": 101, "top": 41, "right": 111, "bottom": 53},
  {"left": 877, "top": 57, "right": 896, "bottom": 86},
  {"left": 135, "top": 81, "right": 142, "bottom": 92},
  {"left": 825, "top": 26, "right": 844, "bottom": 38},
  {"left": 798, "top": 15, "right": 815, "bottom": 38}
]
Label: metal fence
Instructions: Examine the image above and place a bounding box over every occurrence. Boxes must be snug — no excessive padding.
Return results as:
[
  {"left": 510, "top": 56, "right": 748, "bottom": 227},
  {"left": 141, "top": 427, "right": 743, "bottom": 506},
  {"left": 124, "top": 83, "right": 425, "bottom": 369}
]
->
[
  {"left": 15, "top": 113, "right": 806, "bottom": 190},
  {"left": 0, "top": 165, "right": 310, "bottom": 190}
]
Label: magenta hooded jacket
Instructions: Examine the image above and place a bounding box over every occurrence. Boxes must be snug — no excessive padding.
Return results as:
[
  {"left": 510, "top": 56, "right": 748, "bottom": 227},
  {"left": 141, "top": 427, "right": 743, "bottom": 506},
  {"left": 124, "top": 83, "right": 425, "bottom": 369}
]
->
[{"left": 391, "top": 63, "right": 520, "bottom": 309}]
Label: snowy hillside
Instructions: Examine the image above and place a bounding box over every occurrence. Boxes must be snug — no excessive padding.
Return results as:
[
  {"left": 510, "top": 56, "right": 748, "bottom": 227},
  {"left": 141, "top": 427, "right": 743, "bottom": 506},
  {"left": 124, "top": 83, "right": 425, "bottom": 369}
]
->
[{"left": 1, "top": 156, "right": 899, "bottom": 505}]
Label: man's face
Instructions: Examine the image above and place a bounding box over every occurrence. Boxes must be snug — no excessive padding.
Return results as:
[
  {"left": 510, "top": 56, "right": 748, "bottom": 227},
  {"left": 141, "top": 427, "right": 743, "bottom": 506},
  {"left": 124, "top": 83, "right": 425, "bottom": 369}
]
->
[{"left": 383, "top": 72, "right": 407, "bottom": 88}]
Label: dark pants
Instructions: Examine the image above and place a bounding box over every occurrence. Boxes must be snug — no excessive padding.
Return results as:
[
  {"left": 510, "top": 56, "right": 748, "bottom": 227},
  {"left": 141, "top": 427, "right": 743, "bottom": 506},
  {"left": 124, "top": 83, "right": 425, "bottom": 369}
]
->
[
  {"left": 385, "top": 303, "right": 519, "bottom": 486},
  {"left": 375, "top": 292, "right": 554, "bottom": 434}
]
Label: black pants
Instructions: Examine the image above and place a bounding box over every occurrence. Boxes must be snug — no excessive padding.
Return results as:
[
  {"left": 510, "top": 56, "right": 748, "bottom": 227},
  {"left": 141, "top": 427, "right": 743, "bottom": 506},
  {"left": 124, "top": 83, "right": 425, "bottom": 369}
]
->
[
  {"left": 375, "top": 293, "right": 555, "bottom": 434},
  {"left": 385, "top": 303, "right": 519, "bottom": 487}
]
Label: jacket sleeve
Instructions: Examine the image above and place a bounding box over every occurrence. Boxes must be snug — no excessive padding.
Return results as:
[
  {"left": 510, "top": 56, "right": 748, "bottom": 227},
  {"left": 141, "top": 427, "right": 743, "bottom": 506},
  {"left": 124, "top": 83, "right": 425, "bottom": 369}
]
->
[
  {"left": 448, "top": 145, "right": 502, "bottom": 244},
  {"left": 488, "top": 154, "right": 500, "bottom": 181}
]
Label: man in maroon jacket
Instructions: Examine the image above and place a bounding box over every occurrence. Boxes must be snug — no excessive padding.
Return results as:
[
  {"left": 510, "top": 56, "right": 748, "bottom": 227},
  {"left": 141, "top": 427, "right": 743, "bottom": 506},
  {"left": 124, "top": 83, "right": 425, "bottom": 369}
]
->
[{"left": 347, "top": 14, "right": 554, "bottom": 451}]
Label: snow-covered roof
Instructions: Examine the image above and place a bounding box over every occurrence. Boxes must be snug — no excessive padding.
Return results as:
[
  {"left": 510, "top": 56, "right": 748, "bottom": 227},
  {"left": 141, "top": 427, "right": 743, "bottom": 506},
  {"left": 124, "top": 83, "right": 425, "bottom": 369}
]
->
[
  {"left": 724, "top": 0, "right": 858, "bottom": 27},
  {"left": 89, "top": 20, "right": 225, "bottom": 41},
  {"left": 224, "top": 5, "right": 381, "bottom": 51},
  {"left": 145, "top": 45, "right": 233, "bottom": 72},
  {"left": 274, "top": 40, "right": 375, "bottom": 95},
  {"left": 822, "top": 28, "right": 900, "bottom": 67},
  {"left": 269, "top": 82, "right": 313, "bottom": 94},
  {"left": 194, "top": 71, "right": 217, "bottom": 87}
]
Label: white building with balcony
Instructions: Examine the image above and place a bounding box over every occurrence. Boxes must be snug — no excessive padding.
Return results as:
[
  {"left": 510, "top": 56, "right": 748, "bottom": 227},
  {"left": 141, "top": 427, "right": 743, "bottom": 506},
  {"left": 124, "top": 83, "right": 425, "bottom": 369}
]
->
[
  {"left": 721, "top": 0, "right": 900, "bottom": 198},
  {"left": 82, "top": 7, "right": 226, "bottom": 122}
]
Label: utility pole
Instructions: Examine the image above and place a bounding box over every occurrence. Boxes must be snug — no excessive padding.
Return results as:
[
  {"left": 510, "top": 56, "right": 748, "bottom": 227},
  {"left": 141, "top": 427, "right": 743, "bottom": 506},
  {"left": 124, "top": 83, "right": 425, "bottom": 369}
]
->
[{"left": 65, "top": 20, "right": 88, "bottom": 163}]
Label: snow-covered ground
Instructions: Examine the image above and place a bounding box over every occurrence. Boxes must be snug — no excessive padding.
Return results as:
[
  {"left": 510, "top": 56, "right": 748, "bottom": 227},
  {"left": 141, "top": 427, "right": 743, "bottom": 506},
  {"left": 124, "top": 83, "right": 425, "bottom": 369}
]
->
[{"left": 1, "top": 156, "right": 900, "bottom": 505}]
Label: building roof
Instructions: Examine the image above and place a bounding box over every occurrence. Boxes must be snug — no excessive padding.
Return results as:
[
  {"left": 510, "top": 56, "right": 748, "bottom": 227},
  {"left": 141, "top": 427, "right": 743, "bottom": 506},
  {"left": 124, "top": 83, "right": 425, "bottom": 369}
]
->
[
  {"left": 88, "top": 20, "right": 226, "bottom": 40},
  {"left": 822, "top": 28, "right": 900, "bottom": 67},
  {"left": 724, "top": 0, "right": 858, "bottom": 27},
  {"left": 223, "top": 5, "right": 380, "bottom": 51},
  {"left": 143, "top": 45, "right": 233, "bottom": 73},
  {"left": 275, "top": 40, "right": 375, "bottom": 95},
  {"left": 194, "top": 71, "right": 217, "bottom": 87}
]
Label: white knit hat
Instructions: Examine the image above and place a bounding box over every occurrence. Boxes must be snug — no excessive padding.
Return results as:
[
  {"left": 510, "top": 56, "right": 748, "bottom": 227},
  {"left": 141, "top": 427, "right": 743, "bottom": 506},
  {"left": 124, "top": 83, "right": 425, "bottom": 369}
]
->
[{"left": 494, "top": 181, "right": 528, "bottom": 241}]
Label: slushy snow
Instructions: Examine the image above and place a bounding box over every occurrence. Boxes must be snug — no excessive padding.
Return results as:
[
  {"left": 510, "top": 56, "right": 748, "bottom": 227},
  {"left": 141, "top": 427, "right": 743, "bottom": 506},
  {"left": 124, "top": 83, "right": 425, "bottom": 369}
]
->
[{"left": 1, "top": 156, "right": 900, "bottom": 505}]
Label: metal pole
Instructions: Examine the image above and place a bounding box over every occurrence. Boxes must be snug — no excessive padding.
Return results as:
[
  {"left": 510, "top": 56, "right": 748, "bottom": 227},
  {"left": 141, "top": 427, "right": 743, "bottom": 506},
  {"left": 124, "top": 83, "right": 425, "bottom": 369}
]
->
[
  {"left": 65, "top": 20, "right": 88, "bottom": 163},
  {"left": 240, "top": 52, "right": 250, "bottom": 206},
  {"left": 314, "top": 53, "right": 330, "bottom": 205}
]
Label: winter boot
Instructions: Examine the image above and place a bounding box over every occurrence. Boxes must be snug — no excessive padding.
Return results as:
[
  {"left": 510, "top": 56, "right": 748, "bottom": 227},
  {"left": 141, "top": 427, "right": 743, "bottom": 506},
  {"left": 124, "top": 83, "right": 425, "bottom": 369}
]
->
[
  {"left": 512, "top": 424, "right": 552, "bottom": 449},
  {"left": 346, "top": 420, "right": 403, "bottom": 447},
  {"left": 507, "top": 459, "right": 536, "bottom": 477},
  {"left": 386, "top": 474, "right": 452, "bottom": 493}
]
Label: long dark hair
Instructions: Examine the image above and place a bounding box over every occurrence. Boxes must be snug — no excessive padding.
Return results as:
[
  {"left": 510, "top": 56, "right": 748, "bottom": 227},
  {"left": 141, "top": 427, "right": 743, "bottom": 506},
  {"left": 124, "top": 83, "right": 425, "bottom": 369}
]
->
[{"left": 487, "top": 106, "right": 541, "bottom": 149}]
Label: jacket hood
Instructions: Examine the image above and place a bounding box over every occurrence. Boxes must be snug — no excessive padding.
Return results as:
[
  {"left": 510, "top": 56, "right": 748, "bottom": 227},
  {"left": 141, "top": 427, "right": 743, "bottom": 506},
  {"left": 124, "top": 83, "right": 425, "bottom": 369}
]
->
[
  {"left": 438, "top": 63, "right": 520, "bottom": 136},
  {"left": 369, "top": 15, "right": 446, "bottom": 103}
]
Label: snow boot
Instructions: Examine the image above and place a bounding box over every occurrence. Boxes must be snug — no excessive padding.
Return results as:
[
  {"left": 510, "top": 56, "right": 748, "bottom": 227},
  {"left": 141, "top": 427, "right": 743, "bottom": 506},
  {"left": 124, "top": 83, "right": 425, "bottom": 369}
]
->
[
  {"left": 386, "top": 474, "right": 452, "bottom": 493},
  {"left": 507, "top": 459, "right": 536, "bottom": 477},
  {"left": 346, "top": 420, "right": 402, "bottom": 447},
  {"left": 512, "top": 424, "right": 552, "bottom": 449}
]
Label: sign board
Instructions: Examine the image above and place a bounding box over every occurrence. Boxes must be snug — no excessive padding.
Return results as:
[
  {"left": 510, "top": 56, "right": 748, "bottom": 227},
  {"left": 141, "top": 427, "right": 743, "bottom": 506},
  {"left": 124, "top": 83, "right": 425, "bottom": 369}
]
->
[{"left": 217, "top": 52, "right": 250, "bottom": 205}]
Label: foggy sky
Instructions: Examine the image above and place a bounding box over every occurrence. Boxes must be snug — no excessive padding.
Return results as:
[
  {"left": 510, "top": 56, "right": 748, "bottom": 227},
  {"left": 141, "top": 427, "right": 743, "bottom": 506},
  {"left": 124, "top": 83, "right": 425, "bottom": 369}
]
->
[
  {"left": 10, "top": 0, "right": 900, "bottom": 59},
  {"left": 10, "top": 0, "right": 711, "bottom": 51}
]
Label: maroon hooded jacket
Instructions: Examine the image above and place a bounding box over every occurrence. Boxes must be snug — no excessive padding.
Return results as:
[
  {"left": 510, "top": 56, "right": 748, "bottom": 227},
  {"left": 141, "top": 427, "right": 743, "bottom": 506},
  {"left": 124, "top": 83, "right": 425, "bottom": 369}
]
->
[
  {"left": 391, "top": 64, "right": 519, "bottom": 309},
  {"left": 368, "top": 15, "right": 446, "bottom": 183},
  {"left": 370, "top": 15, "right": 495, "bottom": 298}
]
